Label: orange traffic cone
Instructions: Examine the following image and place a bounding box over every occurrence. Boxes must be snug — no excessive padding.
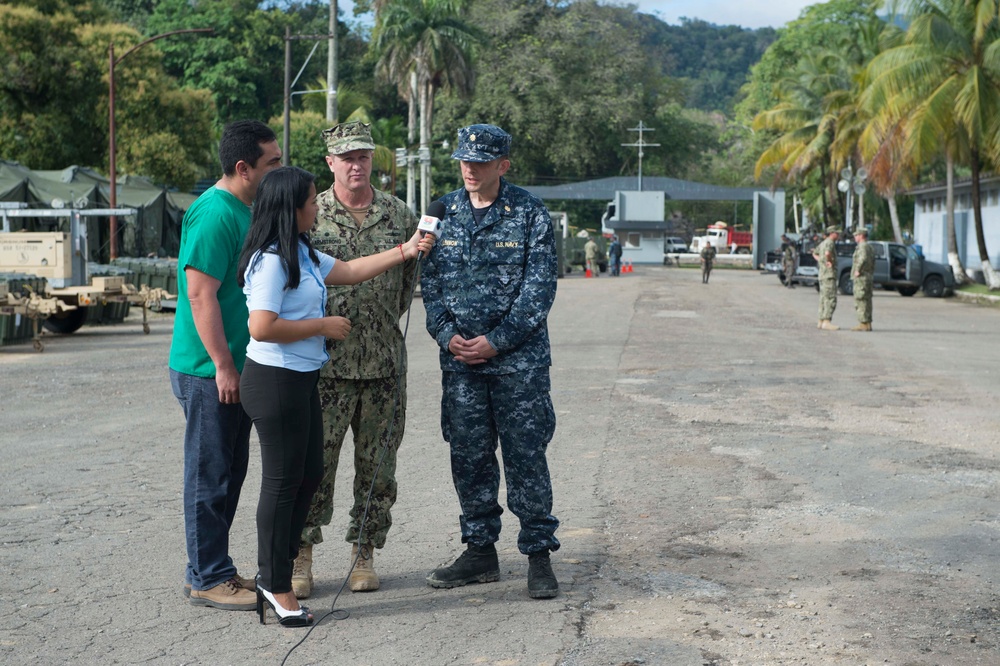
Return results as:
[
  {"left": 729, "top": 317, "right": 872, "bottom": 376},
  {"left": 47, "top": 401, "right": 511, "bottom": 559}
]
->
[
  {"left": 585, "top": 267, "right": 592, "bottom": 278},
  {"left": 624, "top": 261, "right": 632, "bottom": 273}
]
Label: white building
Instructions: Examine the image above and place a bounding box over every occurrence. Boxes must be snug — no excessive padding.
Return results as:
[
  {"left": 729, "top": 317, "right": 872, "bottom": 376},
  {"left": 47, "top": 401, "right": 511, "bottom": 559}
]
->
[
  {"left": 602, "top": 190, "right": 666, "bottom": 265},
  {"left": 909, "top": 176, "right": 1000, "bottom": 273},
  {"left": 524, "top": 176, "right": 785, "bottom": 268}
]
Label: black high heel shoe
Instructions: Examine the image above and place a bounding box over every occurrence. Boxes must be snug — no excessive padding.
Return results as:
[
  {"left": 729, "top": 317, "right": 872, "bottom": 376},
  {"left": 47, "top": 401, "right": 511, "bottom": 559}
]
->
[{"left": 256, "top": 585, "right": 314, "bottom": 627}]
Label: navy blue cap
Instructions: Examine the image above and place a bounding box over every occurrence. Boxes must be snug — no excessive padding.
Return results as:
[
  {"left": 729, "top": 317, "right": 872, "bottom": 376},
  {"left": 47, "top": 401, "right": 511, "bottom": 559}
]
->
[{"left": 450, "top": 124, "right": 511, "bottom": 162}]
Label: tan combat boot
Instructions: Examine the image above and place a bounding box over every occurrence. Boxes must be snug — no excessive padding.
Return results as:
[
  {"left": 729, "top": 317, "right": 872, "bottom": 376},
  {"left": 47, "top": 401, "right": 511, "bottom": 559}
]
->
[
  {"left": 291, "top": 545, "right": 313, "bottom": 599},
  {"left": 851, "top": 322, "right": 871, "bottom": 331},
  {"left": 819, "top": 320, "right": 840, "bottom": 331},
  {"left": 349, "top": 543, "right": 380, "bottom": 592}
]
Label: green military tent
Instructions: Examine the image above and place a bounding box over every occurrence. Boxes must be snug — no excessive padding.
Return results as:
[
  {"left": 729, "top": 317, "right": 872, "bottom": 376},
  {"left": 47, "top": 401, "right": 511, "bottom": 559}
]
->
[{"left": 0, "top": 160, "right": 196, "bottom": 261}]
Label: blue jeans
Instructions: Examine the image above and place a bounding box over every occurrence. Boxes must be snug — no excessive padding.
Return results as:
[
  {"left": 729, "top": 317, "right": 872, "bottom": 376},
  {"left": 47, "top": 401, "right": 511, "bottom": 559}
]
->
[{"left": 170, "top": 369, "right": 252, "bottom": 591}]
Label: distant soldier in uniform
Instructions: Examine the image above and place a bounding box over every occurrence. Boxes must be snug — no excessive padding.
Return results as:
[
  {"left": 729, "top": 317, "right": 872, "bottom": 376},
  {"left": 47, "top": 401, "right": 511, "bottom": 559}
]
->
[
  {"left": 584, "top": 235, "right": 600, "bottom": 277},
  {"left": 812, "top": 225, "right": 840, "bottom": 330},
  {"left": 700, "top": 242, "right": 717, "bottom": 283},
  {"left": 421, "top": 123, "right": 560, "bottom": 599},
  {"left": 781, "top": 234, "right": 797, "bottom": 288},
  {"left": 608, "top": 235, "right": 623, "bottom": 276},
  {"left": 851, "top": 227, "right": 875, "bottom": 331},
  {"left": 291, "top": 121, "right": 420, "bottom": 597}
]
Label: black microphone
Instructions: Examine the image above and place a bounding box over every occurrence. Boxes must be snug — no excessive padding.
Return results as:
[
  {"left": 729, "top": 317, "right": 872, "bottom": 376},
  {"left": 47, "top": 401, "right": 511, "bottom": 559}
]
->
[{"left": 417, "top": 200, "right": 445, "bottom": 259}]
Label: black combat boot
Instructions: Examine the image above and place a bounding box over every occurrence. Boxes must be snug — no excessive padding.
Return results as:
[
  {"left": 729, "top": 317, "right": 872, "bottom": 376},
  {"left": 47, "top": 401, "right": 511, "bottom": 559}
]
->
[
  {"left": 426, "top": 543, "right": 500, "bottom": 588},
  {"left": 527, "top": 551, "right": 558, "bottom": 599}
]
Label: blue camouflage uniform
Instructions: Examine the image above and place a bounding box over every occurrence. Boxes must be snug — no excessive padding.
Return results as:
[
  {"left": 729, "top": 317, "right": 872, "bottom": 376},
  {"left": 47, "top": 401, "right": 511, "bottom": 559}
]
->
[{"left": 421, "top": 172, "right": 560, "bottom": 557}]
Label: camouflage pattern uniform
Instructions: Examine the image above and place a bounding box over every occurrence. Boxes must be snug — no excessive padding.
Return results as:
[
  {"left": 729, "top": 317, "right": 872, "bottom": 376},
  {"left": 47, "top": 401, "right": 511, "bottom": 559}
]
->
[
  {"left": 584, "top": 238, "right": 599, "bottom": 276},
  {"left": 302, "top": 186, "right": 419, "bottom": 549},
  {"left": 782, "top": 241, "right": 797, "bottom": 287},
  {"left": 421, "top": 176, "right": 561, "bottom": 556},
  {"left": 815, "top": 235, "right": 838, "bottom": 319},
  {"left": 852, "top": 237, "right": 875, "bottom": 325},
  {"left": 700, "top": 244, "right": 717, "bottom": 283}
]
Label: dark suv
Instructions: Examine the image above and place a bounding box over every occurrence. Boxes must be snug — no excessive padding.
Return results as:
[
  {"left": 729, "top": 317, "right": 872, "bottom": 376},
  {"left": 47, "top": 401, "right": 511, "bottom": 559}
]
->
[{"left": 836, "top": 240, "right": 954, "bottom": 297}]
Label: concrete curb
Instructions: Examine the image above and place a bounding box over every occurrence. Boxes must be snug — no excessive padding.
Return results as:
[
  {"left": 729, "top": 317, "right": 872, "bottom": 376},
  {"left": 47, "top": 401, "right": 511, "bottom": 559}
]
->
[{"left": 953, "top": 289, "right": 1000, "bottom": 305}]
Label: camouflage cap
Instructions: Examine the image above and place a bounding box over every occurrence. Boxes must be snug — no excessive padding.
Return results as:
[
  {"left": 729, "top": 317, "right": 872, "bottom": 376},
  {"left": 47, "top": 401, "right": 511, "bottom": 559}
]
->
[
  {"left": 451, "top": 124, "right": 511, "bottom": 162},
  {"left": 825, "top": 225, "right": 841, "bottom": 234},
  {"left": 322, "top": 121, "right": 376, "bottom": 155},
  {"left": 853, "top": 226, "right": 869, "bottom": 237}
]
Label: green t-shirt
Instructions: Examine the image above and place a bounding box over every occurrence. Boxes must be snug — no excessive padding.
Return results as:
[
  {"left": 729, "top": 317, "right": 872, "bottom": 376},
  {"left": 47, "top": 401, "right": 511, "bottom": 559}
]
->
[{"left": 168, "top": 186, "right": 252, "bottom": 377}]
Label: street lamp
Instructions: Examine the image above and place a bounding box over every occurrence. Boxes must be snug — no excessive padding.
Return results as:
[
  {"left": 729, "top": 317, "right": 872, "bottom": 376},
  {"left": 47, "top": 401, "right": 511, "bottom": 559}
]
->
[
  {"left": 108, "top": 28, "right": 213, "bottom": 259},
  {"left": 837, "top": 164, "right": 867, "bottom": 232},
  {"left": 397, "top": 140, "right": 450, "bottom": 214},
  {"left": 396, "top": 147, "right": 419, "bottom": 213}
]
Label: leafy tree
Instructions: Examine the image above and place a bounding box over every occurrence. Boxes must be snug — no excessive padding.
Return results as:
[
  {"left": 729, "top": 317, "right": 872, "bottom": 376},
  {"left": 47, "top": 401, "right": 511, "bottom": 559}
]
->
[
  {"left": 737, "top": 0, "right": 882, "bottom": 124},
  {"left": 145, "top": 0, "right": 294, "bottom": 123},
  {"left": 0, "top": 4, "right": 105, "bottom": 168},
  {"left": 83, "top": 23, "right": 216, "bottom": 190},
  {"left": 0, "top": 3, "right": 215, "bottom": 189},
  {"left": 371, "top": 0, "right": 481, "bottom": 210},
  {"left": 749, "top": 1, "right": 883, "bottom": 228},
  {"left": 100, "top": 0, "right": 157, "bottom": 29},
  {"left": 646, "top": 18, "right": 777, "bottom": 113},
  {"left": 436, "top": 0, "right": 666, "bottom": 185},
  {"left": 864, "top": 0, "right": 1000, "bottom": 288},
  {"left": 272, "top": 109, "right": 333, "bottom": 188}
]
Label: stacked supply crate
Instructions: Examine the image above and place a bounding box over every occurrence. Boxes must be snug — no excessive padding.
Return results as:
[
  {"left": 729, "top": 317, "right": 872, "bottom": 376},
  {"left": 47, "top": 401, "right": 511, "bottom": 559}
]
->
[
  {"left": 0, "top": 272, "right": 47, "bottom": 347},
  {"left": 86, "top": 262, "right": 137, "bottom": 325}
]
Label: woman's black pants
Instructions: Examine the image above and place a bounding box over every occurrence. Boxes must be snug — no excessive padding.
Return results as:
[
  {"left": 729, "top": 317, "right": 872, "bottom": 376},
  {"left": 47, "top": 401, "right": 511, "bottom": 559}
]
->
[{"left": 240, "top": 358, "right": 323, "bottom": 593}]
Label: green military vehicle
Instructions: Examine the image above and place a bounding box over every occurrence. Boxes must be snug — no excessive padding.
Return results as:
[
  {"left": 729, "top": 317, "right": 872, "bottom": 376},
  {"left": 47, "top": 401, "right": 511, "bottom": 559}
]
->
[{"left": 563, "top": 234, "right": 607, "bottom": 274}]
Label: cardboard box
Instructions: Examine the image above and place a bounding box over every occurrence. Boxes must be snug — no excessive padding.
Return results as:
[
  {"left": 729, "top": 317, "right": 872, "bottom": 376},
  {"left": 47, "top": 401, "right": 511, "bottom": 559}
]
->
[{"left": 91, "top": 275, "right": 125, "bottom": 291}]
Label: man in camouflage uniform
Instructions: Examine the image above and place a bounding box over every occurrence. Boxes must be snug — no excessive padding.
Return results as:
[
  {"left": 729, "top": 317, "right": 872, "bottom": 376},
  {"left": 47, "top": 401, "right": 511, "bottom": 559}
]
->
[
  {"left": 812, "top": 225, "right": 841, "bottom": 330},
  {"left": 584, "top": 234, "right": 600, "bottom": 277},
  {"left": 851, "top": 227, "right": 875, "bottom": 331},
  {"left": 421, "top": 124, "right": 560, "bottom": 599},
  {"left": 700, "top": 242, "right": 717, "bottom": 283},
  {"left": 291, "top": 121, "right": 420, "bottom": 597},
  {"left": 781, "top": 234, "right": 797, "bottom": 288}
]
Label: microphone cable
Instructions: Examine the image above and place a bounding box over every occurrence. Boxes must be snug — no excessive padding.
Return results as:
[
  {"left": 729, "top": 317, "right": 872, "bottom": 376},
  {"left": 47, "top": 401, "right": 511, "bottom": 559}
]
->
[{"left": 280, "top": 238, "right": 428, "bottom": 665}]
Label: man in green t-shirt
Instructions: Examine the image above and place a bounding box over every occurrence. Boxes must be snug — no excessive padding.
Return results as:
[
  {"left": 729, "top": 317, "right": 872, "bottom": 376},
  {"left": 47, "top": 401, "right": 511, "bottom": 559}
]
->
[{"left": 169, "top": 120, "right": 282, "bottom": 611}]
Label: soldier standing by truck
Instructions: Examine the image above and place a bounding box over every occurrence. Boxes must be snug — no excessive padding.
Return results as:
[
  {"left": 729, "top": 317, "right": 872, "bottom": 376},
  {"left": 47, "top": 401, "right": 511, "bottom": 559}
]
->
[
  {"left": 781, "top": 235, "right": 797, "bottom": 288},
  {"left": 851, "top": 227, "right": 875, "bottom": 331},
  {"left": 813, "top": 225, "right": 840, "bottom": 330},
  {"left": 584, "top": 235, "right": 600, "bottom": 277},
  {"left": 700, "top": 243, "right": 717, "bottom": 284}
]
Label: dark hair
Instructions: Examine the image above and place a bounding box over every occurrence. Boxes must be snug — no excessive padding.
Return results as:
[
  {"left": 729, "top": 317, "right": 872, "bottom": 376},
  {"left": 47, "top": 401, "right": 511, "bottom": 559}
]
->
[
  {"left": 219, "top": 120, "right": 277, "bottom": 176},
  {"left": 237, "top": 166, "right": 319, "bottom": 291}
]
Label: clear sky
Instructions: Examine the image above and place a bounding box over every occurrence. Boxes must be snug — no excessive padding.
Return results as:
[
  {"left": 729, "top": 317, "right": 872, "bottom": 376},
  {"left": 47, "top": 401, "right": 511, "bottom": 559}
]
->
[{"left": 627, "top": 0, "right": 819, "bottom": 29}]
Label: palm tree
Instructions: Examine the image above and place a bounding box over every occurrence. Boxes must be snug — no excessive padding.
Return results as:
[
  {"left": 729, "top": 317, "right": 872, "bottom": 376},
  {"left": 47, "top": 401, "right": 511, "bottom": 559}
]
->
[
  {"left": 753, "top": 50, "right": 856, "bottom": 228},
  {"left": 371, "top": 0, "right": 481, "bottom": 211},
  {"left": 864, "top": 0, "right": 1000, "bottom": 288}
]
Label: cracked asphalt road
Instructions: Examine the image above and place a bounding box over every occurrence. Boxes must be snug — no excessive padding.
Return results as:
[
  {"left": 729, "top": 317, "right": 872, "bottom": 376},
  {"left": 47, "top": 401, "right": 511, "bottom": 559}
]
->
[{"left": 1, "top": 266, "right": 998, "bottom": 665}]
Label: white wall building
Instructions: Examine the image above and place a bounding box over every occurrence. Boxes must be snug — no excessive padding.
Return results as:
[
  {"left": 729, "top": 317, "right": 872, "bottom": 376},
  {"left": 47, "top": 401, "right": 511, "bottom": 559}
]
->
[
  {"left": 602, "top": 190, "right": 666, "bottom": 265},
  {"left": 909, "top": 176, "right": 1000, "bottom": 273}
]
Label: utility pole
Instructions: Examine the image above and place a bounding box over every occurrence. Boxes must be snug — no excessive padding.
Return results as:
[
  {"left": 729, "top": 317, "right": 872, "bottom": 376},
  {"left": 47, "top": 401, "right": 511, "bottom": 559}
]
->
[
  {"left": 621, "top": 120, "right": 660, "bottom": 191},
  {"left": 326, "top": 0, "right": 338, "bottom": 122},
  {"left": 283, "top": 29, "right": 336, "bottom": 165},
  {"left": 108, "top": 28, "right": 212, "bottom": 258}
]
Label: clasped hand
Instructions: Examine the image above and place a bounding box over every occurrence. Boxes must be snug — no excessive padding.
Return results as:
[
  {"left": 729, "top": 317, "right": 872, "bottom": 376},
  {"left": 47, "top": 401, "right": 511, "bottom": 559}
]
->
[{"left": 448, "top": 335, "right": 497, "bottom": 365}]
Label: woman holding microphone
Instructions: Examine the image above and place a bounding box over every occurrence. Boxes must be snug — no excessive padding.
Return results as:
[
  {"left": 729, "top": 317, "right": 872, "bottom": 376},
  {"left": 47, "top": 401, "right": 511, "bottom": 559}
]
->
[{"left": 236, "top": 166, "right": 433, "bottom": 626}]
